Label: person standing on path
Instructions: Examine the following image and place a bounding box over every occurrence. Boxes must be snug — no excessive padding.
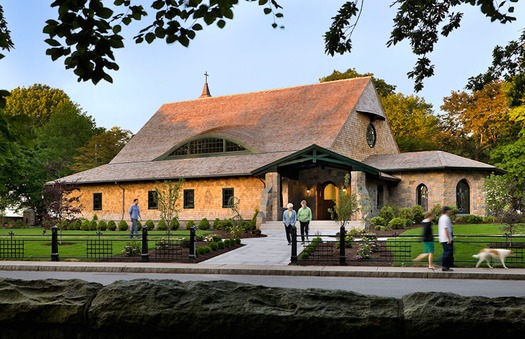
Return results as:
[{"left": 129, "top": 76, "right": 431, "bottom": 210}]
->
[
  {"left": 438, "top": 206, "right": 454, "bottom": 271},
  {"left": 413, "top": 211, "right": 435, "bottom": 270},
  {"left": 129, "top": 198, "right": 141, "bottom": 239},
  {"left": 297, "top": 200, "right": 312, "bottom": 245},
  {"left": 282, "top": 203, "right": 297, "bottom": 245}
]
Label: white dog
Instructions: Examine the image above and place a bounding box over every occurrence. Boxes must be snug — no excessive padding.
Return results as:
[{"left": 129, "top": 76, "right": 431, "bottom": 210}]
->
[{"left": 473, "top": 248, "right": 513, "bottom": 269}]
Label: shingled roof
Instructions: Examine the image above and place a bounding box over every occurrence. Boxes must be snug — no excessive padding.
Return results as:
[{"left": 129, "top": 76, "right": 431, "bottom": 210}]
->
[
  {"left": 362, "top": 151, "right": 504, "bottom": 173},
  {"left": 110, "top": 77, "right": 377, "bottom": 164}
]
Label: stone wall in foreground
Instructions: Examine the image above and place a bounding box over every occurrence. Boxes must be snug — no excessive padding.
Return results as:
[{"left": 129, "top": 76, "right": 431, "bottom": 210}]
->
[{"left": 0, "top": 278, "right": 524, "bottom": 339}]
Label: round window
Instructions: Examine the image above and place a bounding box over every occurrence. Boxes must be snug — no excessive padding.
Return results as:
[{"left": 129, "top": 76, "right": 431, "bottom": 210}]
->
[{"left": 366, "top": 123, "right": 376, "bottom": 148}]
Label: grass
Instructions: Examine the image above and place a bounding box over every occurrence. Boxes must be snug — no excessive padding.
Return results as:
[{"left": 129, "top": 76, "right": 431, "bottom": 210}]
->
[
  {"left": 391, "top": 223, "right": 525, "bottom": 268},
  {"left": 0, "top": 227, "right": 214, "bottom": 260}
]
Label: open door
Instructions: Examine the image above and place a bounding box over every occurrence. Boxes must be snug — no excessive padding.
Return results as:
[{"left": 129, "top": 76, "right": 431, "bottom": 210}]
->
[{"left": 316, "top": 182, "right": 337, "bottom": 220}]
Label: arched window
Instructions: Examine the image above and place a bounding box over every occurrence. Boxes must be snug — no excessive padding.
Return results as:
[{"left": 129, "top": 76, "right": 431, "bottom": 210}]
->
[
  {"left": 167, "top": 137, "right": 247, "bottom": 157},
  {"left": 456, "top": 179, "right": 470, "bottom": 214},
  {"left": 416, "top": 184, "right": 428, "bottom": 211}
]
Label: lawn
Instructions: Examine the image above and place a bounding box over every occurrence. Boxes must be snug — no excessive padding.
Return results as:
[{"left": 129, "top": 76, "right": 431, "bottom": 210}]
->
[
  {"left": 393, "top": 223, "right": 525, "bottom": 268},
  {"left": 0, "top": 227, "right": 214, "bottom": 260}
]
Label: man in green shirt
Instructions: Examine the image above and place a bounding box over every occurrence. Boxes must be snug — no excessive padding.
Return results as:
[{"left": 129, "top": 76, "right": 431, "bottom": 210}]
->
[{"left": 297, "top": 200, "right": 312, "bottom": 244}]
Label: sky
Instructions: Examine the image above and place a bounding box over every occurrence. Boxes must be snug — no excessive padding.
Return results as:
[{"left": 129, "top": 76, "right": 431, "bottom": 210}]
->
[{"left": 1, "top": 1, "right": 524, "bottom": 134}]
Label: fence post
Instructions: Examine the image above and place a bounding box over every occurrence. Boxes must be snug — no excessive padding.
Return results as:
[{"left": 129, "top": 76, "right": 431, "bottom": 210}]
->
[
  {"left": 141, "top": 226, "right": 149, "bottom": 262},
  {"left": 339, "top": 225, "right": 346, "bottom": 265},
  {"left": 290, "top": 225, "right": 298, "bottom": 264},
  {"left": 189, "top": 225, "right": 196, "bottom": 258},
  {"left": 51, "top": 225, "right": 59, "bottom": 261}
]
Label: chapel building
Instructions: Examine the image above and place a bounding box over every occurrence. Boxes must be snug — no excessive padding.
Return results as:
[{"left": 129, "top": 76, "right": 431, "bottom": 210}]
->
[{"left": 56, "top": 77, "right": 502, "bottom": 226}]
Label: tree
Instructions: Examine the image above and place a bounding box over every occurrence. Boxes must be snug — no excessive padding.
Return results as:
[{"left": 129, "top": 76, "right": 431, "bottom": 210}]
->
[
  {"left": 328, "top": 173, "right": 359, "bottom": 229},
  {"left": 41, "top": 180, "right": 83, "bottom": 229},
  {"left": 4, "top": 84, "right": 72, "bottom": 133},
  {"left": 320, "top": 68, "right": 396, "bottom": 98},
  {"left": 439, "top": 80, "right": 516, "bottom": 162},
  {"left": 72, "top": 126, "right": 132, "bottom": 172},
  {"left": 154, "top": 179, "right": 184, "bottom": 231},
  {"left": 0, "top": 1, "right": 521, "bottom": 92},
  {"left": 381, "top": 93, "right": 441, "bottom": 152}
]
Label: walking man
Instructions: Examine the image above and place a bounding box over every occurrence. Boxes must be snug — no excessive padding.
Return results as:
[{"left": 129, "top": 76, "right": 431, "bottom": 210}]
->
[
  {"left": 129, "top": 198, "right": 141, "bottom": 239},
  {"left": 297, "top": 200, "right": 312, "bottom": 245},
  {"left": 438, "top": 206, "right": 454, "bottom": 271}
]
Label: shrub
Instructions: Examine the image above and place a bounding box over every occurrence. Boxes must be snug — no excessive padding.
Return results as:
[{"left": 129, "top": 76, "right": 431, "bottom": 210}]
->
[
  {"left": 107, "top": 220, "right": 117, "bottom": 231},
  {"left": 198, "top": 217, "right": 210, "bottom": 230},
  {"left": 411, "top": 205, "right": 425, "bottom": 223},
  {"left": 388, "top": 217, "right": 407, "bottom": 230},
  {"left": 186, "top": 220, "right": 195, "bottom": 230},
  {"left": 81, "top": 219, "right": 90, "bottom": 231},
  {"left": 205, "top": 233, "right": 222, "bottom": 242},
  {"left": 378, "top": 205, "right": 398, "bottom": 225},
  {"left": 374, "top": 225, "right": 387, "bottom": 231},
  {"left": 122, "top": 241, "right": 140, "bottom": 256},
  {"left": 170, "top": 217, "right": 180, "bottom": 230},
  {"left": 399, "top": 207, "right": 413, "bottom": 222},
  {"left": 213, "top": 218, "right": 221, "bottom": 229},
  {"left": 118, "top": 220, "right": 129, "bottom": 231},
  {"left": 250, "top": 208, "right": 259, "bottom": 230},
  {"left": 370, "top": 216, "right": 386, "bottom": 227},
  {"left": 483, "top": 215, "right": 497, "bottom": 223},
  {"left": 157, "top": 219, "right": 168, "bottom": 231},
  {"left": 92, "top": 214, "right": 99, "bottom": 221},
  {"left": 234, "top": 238, "right": 241, "bottom": 245},
  {"left": 178, "top": 237, "right": 190, "bottom": 248},
  {"left": 69, "top": 219, "right": 82, "bottom": 230},
  {"left": 196, "top": 234, "right": 205, "bottom": 241},
  {"left": 196, "top": 246, "right": 211, "bottom": 255},
  {"left": 217, "top": 241, "right": 225, "bottom": 249},
  {"left": 145, "top": 219, "right": 155, "bottom": 230},
  {"left": 463, "top": 214, "right": 484, "bottom": 224},
  {"left": 209, "top": 242, "right": 218, "bottom": 251},
  {"left": 89, "top": 220, "right": 98, "bottom": 231},
  {"left": 97, "top": 220, "right": 107, "bottom": 231},
  {"left": 223, "top": 239, "right": 232, "bottom": 247}
]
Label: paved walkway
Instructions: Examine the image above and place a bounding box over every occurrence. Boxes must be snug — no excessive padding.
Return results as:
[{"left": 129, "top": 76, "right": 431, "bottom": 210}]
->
[{"left": 1, "top": 227, "right": 525, "bottom": 280}]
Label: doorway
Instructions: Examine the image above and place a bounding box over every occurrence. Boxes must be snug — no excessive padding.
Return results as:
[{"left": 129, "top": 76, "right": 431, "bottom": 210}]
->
[{"left": 316, "top": 182, "right": 337, "bottom": 220}]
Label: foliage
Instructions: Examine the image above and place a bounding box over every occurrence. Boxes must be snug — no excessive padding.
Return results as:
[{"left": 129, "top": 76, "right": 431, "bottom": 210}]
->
[
  {"left": 72, "top": 126, "right": 132, "bottom": 172},
  {"left": 411, "top": 205, "right": 425, "bottom": 224},
  {"left": 89, "top": 219, "right": 97, "bottom": 231},
  {"left": 355, "top": 234, "right": 380, "bottom": 259},
  {"left": 299, "top": 237, "right": 323, "bottom": 260},
  {"left": 145, "top": 219, "right": 155, "bottom": 230},
  {"left": 196, "top": 246, "right": 211, "bottom": 256},
  {"left": 319, "top": 68, "right": 396, "bottom": 98},
  {"left": 388, "top": 217, "right": 407, "bottom": 230},
  {"left": 329, "top": 173, "right": 359, "bottom": 228},
  {"left": 370, "top": 216, "right": 386, "bottom": 227},
  {"left": 41, "top": 180, "right": 82, "bottom": 229},
  {"left": 381, "top": 93, "right": 442, "bottom": 152},
  {"left": 97, "top": 220, "right": 107, "bottom": 231},
  {"left": 198, "top": 217, "right": 210, "bottom": 230},
  {"left": 205, "top": 233, "right": 223, "bottom": 243},
  {"left": 186, "top": 220, "right": 195, "bottom": 230},
  {"left": 118, "top": 219, "right": 128, "bottom": 231},
  {"left": 107, "top": 220, "right": 116, "bottom": 231},
  {"left": 378, "top": 204, "right": 399, "bottom": 225},
  {"left": 399, "top": 207, "right": 413, "bottom": 222},
  {"left": 440, "top": 80, "right": 515, "bottom": 161},
  {"left": 169, "top": 217, "right": 180, "bottom": 231},
  {"left": 154, "top": 179, "right": 183, "bottom": 231},
  {"left": 122, "top": 241, "right": 140, "bottom": 256},
  {"left": 156, "top": 219, "right": 168, "bottom": 231}
]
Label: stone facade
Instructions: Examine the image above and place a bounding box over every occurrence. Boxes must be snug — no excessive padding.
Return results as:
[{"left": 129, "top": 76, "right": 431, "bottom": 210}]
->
[
  {"left": 76, "top": 177, "right": 263, "bottom": 222},
  {"left": 386, "top": 170, "right": 488, "bottom": 215}
]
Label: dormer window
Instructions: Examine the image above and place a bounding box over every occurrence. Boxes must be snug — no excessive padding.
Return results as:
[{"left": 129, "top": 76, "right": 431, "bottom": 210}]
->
[{"left": 167, "top": 137, "right": 247, "bottom": 157}]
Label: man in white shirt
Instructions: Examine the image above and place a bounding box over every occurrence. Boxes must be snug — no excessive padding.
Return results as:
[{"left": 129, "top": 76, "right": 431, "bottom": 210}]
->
[{"left": 438, "top": 206, "right": 454, "bottom": 271}]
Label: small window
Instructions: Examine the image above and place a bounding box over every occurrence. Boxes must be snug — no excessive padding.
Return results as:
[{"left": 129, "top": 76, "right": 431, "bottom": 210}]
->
[
  {"left": 222, "top": 188, "right": 234, "bottom": 208},
  {"left": 183, "top": 189, "right": 195, "bottom": 209},
  {"left": 377, "top": 185, "right": 384, "bottom": 209},
  {"left": 456, "top": 179, "right": 470, "bottom": 214},
  {"left": 93, "top": 193, "right": 102, "bottom": 210},
  {"left": 148, "top": 191, "right": 158, "bottom": 209},
  {"left": 416, "top": 184, "right": 428, "bottom": 211}
]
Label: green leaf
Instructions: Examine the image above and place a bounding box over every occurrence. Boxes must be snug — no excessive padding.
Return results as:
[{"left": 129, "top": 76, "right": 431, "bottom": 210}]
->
[
  {"left": 263, "top": 8, "right": 272, "bottom": 15},
  {"left": 97, "top": 7, "right": 114, "bottom": 19},
  {"left": 192, "top": 23, "right": 203, "bottom": 31},
  {"left": 45, "top": 38, "right": 62, "bottom": 47},
  {"left": 145, "top": 32, "right": 156, "bottom": 44},
  {"left": 217, "top": 19, "right": 225, "bottom": 29},
  {"left": 113, "top": 25, "right": 122, "bottom": 34}
]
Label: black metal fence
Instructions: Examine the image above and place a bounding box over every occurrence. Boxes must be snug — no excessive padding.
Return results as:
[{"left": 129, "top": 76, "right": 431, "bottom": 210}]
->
[
  {"left": 290, "top": 226, "right": 525, "bottom": 267},
  {"left": 0, "top": 226, "right": 197, "bottom": 262}
]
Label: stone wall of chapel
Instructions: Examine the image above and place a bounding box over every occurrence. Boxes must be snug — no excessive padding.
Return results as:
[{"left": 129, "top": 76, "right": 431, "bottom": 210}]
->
[
  {"left": 330, "top": 84, "right": 399, "bottom": 161},
  {"left": 385, "top": 171, "right": 488, "bottom": 216},
  {"left": 75, "top": 177, "right": 263, "bottom": 222}
]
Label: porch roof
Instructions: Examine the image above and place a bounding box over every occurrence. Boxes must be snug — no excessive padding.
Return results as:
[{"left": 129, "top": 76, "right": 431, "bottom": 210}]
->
[{"left": 251, "top": 144, "right": 398, "bottom": 180}]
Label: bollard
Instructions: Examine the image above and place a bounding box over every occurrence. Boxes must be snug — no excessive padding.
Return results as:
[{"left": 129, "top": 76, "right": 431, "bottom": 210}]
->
[
  {"left": 339, "top": 225, "right": 346, "bottom": 265},
  {"left": 189, "top": 225, "right": 196, "bottom": 258},
  {"left": 290, "top": 225, "right": 298, "bottom": 264},
  {"left": 141, "top": 226, "right": 149, "bottom": 262},
  {"left": 51, "top": 225, "right": 59, "bottom": 261}
]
